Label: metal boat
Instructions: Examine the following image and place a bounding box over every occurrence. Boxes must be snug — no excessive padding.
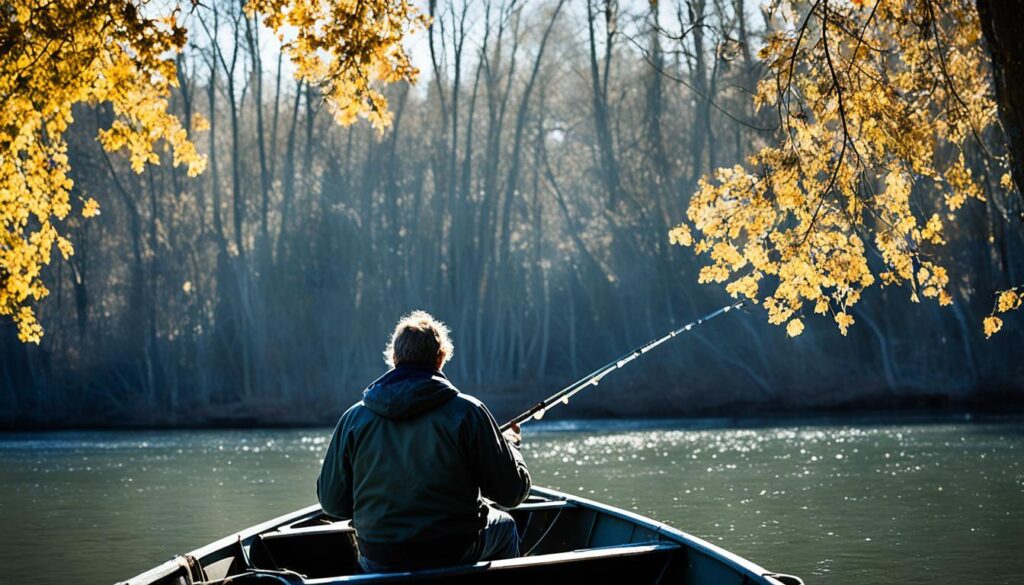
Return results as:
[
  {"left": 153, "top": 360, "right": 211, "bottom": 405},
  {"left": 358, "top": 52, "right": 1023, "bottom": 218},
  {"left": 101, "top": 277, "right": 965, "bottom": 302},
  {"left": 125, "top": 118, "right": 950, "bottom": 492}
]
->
[{"left": 118, "top": 486, "right": 803, "bottom": 584}]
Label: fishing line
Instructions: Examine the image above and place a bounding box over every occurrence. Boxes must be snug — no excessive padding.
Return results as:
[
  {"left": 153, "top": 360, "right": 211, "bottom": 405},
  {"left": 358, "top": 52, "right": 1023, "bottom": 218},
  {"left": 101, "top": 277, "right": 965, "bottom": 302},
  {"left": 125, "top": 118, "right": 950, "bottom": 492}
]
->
[{"left": 500, "top": 300, "right": 747, "bottom": 432}]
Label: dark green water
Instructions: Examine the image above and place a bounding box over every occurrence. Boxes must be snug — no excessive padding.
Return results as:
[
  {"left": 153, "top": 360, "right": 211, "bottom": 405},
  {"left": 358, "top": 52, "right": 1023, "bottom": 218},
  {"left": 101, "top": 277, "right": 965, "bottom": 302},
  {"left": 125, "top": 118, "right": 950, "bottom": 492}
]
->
[{"left": 0, "top": 419, "right": 1022, "bottom": 584}]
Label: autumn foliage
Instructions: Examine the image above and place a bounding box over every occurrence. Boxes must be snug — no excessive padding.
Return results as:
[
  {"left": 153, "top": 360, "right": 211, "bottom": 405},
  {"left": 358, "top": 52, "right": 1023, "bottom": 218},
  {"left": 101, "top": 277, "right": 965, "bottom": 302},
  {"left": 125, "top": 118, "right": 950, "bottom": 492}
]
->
[
  {"left": 671, "top": 0, "right": 1013, "bottom": 337},
  {"left": 1, "top": 1, "right": 200, "bottom": 341},
  {"left": 249, "top": 0, "right": 426, "bottom": 131},
  {"left": 0, "top": 0, "right": 421, "bottom": 342}
]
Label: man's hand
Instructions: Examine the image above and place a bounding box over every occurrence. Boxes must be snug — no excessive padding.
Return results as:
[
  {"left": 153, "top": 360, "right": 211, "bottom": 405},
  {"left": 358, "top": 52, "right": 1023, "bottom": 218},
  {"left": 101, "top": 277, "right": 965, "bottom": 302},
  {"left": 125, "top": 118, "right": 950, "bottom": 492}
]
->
[{"left": 503, "top": 422, "right": 522, "bottom": 447}]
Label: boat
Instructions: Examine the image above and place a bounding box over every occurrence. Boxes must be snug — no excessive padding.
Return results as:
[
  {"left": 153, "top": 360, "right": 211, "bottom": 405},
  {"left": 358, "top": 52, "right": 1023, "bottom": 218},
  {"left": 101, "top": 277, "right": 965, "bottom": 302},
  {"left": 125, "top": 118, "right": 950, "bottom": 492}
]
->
[{"left": 117, "top": 486, "right": 804, "bottom": 584}]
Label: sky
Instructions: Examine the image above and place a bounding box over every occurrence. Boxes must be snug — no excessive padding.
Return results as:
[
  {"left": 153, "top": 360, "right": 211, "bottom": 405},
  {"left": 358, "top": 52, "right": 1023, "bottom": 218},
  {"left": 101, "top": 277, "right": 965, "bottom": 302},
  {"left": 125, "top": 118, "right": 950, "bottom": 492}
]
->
[{"left": 181, "top": 0, "right": 746, "bottom": 104}]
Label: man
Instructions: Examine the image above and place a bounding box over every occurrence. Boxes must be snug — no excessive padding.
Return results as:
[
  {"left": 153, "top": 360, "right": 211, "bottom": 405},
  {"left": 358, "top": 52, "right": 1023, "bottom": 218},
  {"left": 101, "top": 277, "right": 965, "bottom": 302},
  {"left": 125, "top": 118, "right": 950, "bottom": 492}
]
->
[{"left": 317, "top": 310, "right": 531, "bottom": 574}]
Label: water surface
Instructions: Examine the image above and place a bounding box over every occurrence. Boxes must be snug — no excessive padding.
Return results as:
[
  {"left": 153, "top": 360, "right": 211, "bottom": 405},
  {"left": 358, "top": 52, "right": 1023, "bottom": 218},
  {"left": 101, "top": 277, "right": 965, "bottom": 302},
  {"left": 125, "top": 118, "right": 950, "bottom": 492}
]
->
[{"left": 0, "top": 418, "right": 1021, "bottom": 584}]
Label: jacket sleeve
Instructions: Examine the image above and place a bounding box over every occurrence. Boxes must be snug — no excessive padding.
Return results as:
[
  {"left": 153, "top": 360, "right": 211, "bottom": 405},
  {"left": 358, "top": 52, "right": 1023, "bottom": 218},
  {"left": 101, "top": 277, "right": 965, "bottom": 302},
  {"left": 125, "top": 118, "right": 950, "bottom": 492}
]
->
[
  {"left": 317, "top": 415, "right": 354, "bottom": 519},
  {"left": 462, "top": 402, "right": 532, "bottom": 508}
]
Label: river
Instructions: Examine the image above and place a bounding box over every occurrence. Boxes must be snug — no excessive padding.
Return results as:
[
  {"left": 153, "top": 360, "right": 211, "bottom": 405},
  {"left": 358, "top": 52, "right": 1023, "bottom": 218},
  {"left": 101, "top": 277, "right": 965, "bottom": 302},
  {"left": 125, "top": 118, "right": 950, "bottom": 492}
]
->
[{"left": 0, "top": 417, "right": 1021, "bottom": 584}]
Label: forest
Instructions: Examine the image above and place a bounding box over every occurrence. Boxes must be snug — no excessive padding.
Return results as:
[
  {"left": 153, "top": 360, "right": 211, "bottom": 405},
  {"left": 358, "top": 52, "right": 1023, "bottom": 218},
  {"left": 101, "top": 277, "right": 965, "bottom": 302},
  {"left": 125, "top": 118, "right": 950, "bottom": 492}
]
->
[{"left": 2, "top": 0, "right": 1022, "bottom": 427}]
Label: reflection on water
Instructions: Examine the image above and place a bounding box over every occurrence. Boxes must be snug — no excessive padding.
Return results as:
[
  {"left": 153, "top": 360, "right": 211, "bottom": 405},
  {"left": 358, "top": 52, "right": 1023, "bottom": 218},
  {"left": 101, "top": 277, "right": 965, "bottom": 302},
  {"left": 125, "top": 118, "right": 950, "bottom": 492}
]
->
[{"left": 0, "top": 419, "right": 1021, "bottom": 584}]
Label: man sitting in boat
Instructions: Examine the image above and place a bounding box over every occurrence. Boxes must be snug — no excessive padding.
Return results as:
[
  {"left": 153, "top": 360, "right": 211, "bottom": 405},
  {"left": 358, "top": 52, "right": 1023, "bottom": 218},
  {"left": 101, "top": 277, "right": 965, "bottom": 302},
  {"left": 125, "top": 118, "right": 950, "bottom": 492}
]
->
[{"left": 317, "top": 310, "right": 532, "bottom": 573}]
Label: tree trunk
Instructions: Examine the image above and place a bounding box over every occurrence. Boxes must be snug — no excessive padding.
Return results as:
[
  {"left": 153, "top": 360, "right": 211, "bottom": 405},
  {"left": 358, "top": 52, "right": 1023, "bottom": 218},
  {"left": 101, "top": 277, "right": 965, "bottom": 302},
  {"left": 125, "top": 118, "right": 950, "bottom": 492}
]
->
[
  {"left": 977, "top": 0, "right": 1024, "bottom": 203},
  {"left": 587, "top": 0, "right": 622, "bottom": 207}
]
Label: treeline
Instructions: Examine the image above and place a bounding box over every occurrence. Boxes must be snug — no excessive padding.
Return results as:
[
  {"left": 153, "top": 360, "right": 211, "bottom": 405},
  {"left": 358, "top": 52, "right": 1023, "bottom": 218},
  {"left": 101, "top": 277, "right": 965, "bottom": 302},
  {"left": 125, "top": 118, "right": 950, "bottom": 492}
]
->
[{"left": 2, "top": 0, "right": 1022, "bottom": 427}]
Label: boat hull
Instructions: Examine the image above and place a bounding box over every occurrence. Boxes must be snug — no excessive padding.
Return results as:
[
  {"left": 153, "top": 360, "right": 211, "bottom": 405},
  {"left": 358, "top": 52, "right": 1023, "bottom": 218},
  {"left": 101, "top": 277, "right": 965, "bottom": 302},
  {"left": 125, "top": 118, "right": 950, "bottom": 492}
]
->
[{"left": 117, "top": 486, "right": 802, "bottom": 585}]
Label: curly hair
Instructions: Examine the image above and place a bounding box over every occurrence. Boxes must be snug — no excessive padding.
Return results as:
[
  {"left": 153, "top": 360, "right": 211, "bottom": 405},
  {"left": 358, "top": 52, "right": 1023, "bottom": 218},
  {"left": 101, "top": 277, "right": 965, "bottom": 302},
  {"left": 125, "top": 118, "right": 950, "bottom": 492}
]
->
[{"left": 383, "top": 310, "right": 454, "bottom": 369}]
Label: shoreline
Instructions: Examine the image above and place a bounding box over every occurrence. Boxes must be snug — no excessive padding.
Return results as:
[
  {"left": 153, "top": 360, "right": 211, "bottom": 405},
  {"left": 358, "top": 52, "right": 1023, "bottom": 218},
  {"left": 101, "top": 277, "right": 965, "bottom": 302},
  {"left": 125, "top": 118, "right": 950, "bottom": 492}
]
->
[{"left": 2, "top": 402, "right": 1023, "bottom": 433}]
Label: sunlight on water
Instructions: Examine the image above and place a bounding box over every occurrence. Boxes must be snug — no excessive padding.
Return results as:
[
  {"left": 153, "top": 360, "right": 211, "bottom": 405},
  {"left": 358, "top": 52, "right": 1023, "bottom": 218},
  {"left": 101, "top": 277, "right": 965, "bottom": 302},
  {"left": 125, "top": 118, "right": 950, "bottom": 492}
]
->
[
  {"left": 523, "top": 421, "right": 1024, "bottom": 582},
  {"left": 0, "top": 419, "right": 1021, "bottom": 584}
]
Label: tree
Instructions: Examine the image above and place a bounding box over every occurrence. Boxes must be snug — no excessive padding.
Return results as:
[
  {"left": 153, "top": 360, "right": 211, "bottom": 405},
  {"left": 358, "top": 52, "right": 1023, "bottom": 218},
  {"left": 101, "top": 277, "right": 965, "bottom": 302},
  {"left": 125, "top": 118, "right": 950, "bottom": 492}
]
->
[
  {"left": 670, "top": 0, "right": 1019, "bottom": 337},
  {"left": 976, "top": 0, "right": 1024, "bottom": 201},
  {"left": 250, "top": 0, "right": 426, "bottom": 130},
  {"left": 5, "top": 0, "right": 1022, "bottom": 426},
  {"left": 0, "top": 0, "right": 423, "bottom": 342}
]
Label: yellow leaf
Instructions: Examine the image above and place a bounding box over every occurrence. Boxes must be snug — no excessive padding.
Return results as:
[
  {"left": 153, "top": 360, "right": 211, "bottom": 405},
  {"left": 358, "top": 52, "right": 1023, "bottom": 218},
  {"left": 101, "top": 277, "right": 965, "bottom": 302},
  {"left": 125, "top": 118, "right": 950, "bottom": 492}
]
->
[
  {"left": 996, "top": 290, "right": 1020, "bottom": 313},
  {"left": 834, "top": 312, "right": 855, "bottom": 335},
  {"left": 668, "top": 224, "right": 694, "bottom": 247},
  {"left": 983, "top": 315, "right": 1003, "bottom": 338},
  {"left": 82, "top": 198, "right": 101, "bottom": 218},
  {"left": 1000, "top": 172, "right": 1014, "bottom": 191},
  {"left": 786, "top": 318, "right": 804, "bottom": 337}
]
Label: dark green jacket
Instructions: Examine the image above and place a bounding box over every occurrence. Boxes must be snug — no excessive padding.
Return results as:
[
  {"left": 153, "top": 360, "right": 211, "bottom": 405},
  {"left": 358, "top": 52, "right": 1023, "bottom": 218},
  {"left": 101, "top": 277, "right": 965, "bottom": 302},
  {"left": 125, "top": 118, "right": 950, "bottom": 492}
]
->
[{"left": 317, "top": 364, "right": 531, "bottom": 544}]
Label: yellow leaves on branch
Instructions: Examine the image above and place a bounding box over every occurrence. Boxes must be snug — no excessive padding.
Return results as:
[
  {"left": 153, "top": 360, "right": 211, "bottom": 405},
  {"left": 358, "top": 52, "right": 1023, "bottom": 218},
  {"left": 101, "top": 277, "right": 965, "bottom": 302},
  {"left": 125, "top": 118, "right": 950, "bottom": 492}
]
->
[
  {"left": 997, "top": 290, "right": 1021, "bottom": 313},
  {"left": 984, "top": 288, "right": 1022, "bottom": 338},
  {"left": 668, "top": 224, "right": 693, "bottom": 247},
  {"left": 672, "top": 0, "right": 1004, "bottom": 338},
  {"left": 1, "top": 0, "right": 420, "bottom": 342},
  {"left": 249, "top": 0, "right": 425, "bottom": 131},
  {"left": 834, "top": 312, "right": 855, "bottom": 336},
  {"left": 983, "top": 316, "right": 1003, "bottom": 338},
  {"left": 0, "top": 0, "right": 205, "bottom": 342}
]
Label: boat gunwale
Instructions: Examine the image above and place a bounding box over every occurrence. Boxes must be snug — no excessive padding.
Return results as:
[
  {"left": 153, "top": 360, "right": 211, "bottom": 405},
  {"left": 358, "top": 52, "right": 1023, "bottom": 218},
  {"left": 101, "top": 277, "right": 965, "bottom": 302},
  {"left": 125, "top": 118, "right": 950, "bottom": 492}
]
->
[
  {"left": 118, "top": 487, "right": 792, "bottom": 585},
  {"left": 117, "top": 504, "right": 323, "bottom": 585},
  {"left": 529, "top": 486, "right": 790, "bottom": 585}
]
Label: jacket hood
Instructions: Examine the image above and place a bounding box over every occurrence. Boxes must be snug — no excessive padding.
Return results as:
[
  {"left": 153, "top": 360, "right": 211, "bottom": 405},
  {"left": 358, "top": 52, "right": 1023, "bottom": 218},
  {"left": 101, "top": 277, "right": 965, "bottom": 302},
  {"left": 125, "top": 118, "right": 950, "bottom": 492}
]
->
[{"left": 362, "top": 364, "right": 458, "bottom": 419}]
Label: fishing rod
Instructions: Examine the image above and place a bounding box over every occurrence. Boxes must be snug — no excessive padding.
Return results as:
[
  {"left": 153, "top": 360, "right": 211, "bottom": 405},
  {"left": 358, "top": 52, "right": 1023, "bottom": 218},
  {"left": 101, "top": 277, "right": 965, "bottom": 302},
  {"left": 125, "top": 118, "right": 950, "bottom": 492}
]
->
[{"left": 500, "top": 300, "right": 746, "bottom": 432}]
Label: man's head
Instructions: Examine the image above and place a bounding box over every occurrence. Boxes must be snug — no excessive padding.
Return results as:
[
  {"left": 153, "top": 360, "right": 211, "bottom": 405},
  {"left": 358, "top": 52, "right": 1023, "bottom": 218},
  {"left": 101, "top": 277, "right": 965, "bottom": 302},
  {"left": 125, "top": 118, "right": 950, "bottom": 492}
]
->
[{"left": 384, "top": 310, "right": 454, "bottom": 370}]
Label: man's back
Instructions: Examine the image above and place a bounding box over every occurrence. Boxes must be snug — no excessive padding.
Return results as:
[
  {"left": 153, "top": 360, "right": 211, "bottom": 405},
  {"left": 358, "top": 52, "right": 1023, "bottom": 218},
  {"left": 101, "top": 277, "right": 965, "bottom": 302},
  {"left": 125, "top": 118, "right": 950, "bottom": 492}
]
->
[{"left": 317, "top": 361, "right": 530, "bottom": 571}]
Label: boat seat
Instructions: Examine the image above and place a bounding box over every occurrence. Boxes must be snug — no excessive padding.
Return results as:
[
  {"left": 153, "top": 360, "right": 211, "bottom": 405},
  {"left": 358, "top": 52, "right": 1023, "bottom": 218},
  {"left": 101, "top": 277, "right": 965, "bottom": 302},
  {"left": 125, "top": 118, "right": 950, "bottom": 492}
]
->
[{"left": 252, "top": 522, "right": 359, "bottom": 579}]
